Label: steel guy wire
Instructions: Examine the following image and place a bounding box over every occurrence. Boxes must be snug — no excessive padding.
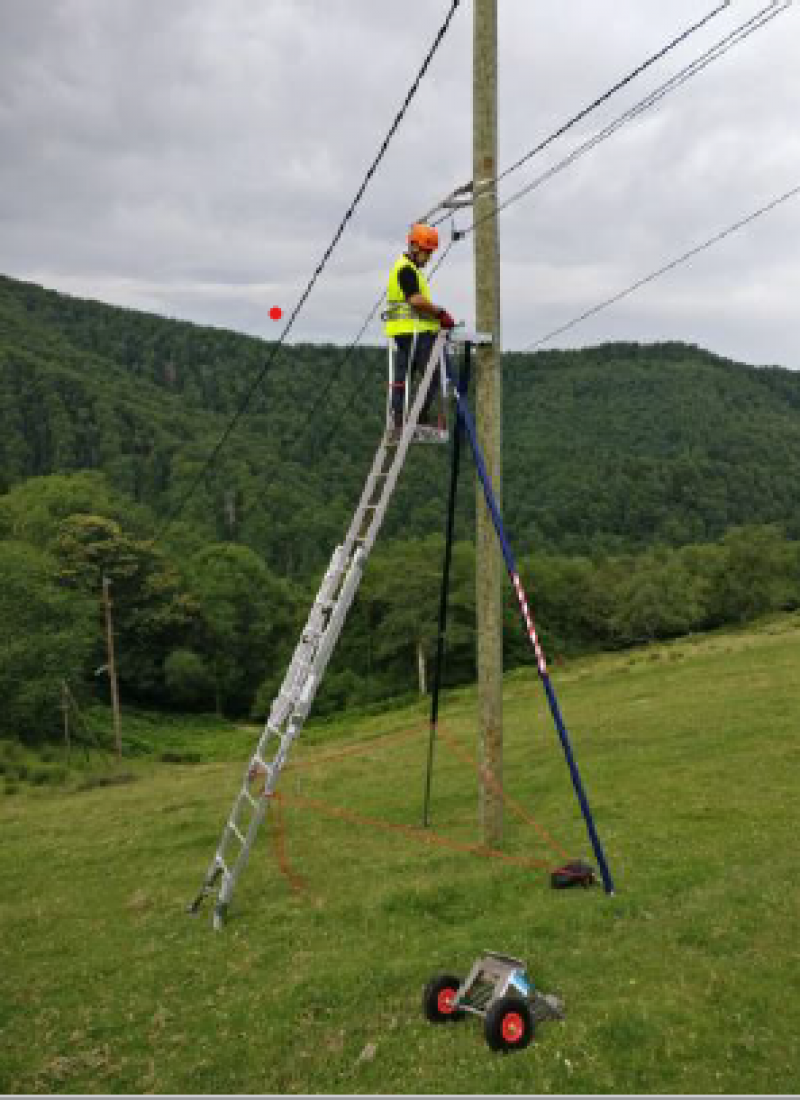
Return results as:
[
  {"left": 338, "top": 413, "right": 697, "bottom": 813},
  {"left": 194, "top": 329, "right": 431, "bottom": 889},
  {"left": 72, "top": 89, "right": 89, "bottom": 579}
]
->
[
  {"left": 155, "top": 0, "right": 464, "bottom": 539},
  {"left": 522, "top": 182, "right": 800, "bottom": 352}
]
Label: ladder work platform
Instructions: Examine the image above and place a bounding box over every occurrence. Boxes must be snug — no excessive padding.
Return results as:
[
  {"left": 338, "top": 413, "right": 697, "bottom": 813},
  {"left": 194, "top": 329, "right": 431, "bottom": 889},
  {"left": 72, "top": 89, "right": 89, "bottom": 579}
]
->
[{"left": 189, "top": 330, "right": 455, "bottom": 928}]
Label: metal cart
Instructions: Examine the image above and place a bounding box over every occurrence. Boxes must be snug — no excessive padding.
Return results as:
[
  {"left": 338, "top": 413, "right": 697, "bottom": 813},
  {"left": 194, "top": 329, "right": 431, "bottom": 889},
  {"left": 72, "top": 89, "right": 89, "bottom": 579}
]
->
[{"left": 423, "top": 951, "right": 564, "bottom": 1052}]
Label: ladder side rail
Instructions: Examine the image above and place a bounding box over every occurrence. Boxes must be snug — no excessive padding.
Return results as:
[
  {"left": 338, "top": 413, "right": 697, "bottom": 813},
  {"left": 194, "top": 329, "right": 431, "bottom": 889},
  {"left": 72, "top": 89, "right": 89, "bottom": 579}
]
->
[
  {"left": 191, "top": 335, "right": 446, "bottom": 926},
  {"left": 360, "top": 332, "right": 447, "bottom": 556},
  {"left": 448, "top": 355, "right": 616, "bottom": 896},
  {"left": 190, "top": 539, "right": 352, "bottom": 917},
  {"left": 268, "top": 543, "right": 350, "bottom": 726},
  {"left": 213, "top": 749, "right": 275, "bottom": 883},
  {"left": 213, "top": 548, "right": 373, "bottom": 925},
  {"left": 292, "top": 547, "right": 368, "bottom": 719},
  {"left": 189, "top": 777, "right": 263, "bottom": 916},
  {"left": 214, "top": 798, "right": 269, "bottom": 927},
  {"left": 202, "top": 546, "right": 372, "bottom": 926},
  {"left": 340, "top": 439, "right": 392, "bottom": 562},
  {"left": 266, "top": 340, "right": 445, "bottom": 766}
]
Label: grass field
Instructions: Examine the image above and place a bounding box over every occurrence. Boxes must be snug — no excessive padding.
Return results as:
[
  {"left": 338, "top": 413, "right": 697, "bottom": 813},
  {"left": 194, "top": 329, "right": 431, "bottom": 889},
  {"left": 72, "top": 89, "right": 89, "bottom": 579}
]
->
[{"left": 1, "top": 615, "right": 798, "bottom": 1094}]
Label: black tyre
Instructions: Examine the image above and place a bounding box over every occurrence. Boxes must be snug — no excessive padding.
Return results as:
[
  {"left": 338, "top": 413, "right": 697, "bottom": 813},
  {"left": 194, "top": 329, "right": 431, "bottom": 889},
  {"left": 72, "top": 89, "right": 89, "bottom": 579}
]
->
[
  {"left": 484, "top": 994, "right": 534, "bottom": 1052},
  {"left": 422, "top": 973, "right": 464, "bottom": 1023}
]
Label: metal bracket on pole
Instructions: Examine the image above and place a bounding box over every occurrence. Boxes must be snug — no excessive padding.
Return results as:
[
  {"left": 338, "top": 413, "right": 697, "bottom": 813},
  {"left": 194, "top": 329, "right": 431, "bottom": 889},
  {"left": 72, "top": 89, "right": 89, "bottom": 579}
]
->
[
  {"left": 448, "top": 329, "right": 492, "bottom": 347},
  {"left": 415, "top": 182, "right": 475, "bottom": 225}
]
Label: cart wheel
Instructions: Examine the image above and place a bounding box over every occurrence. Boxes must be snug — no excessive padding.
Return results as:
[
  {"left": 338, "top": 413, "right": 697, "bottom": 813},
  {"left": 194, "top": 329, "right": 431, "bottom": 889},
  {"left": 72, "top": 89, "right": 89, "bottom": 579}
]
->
[
  {"left": 484, "top": 995, "right": 534, "bottom": 1052},
  {"left": 422, "top": 973, "right": 464, "bottom": 1023}
]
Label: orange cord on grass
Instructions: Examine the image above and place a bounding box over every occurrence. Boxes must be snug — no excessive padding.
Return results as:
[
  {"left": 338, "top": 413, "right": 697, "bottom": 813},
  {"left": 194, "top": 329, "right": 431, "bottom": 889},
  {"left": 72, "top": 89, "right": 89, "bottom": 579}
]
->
[
  {"left": 262, "top": 715, "right": 571, "bottom": 889},
  {"left": 435, "top": 721, "right": 571, "bottom": 862},
  {"left": 269, "top": 786, "right": 306, "bottom": 894},
  {"left": 289, "top": 721, "right": 425, "bottom": 771},
  {"left": 273, "top": 790, "right": 553, "bottom": 872}
]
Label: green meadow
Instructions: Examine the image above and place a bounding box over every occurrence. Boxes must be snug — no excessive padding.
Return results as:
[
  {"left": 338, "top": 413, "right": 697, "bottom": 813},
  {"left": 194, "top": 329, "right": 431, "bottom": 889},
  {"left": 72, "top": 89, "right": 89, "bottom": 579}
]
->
[{"left": 1, "top": 615, "right": 798, "bottom": 1094}]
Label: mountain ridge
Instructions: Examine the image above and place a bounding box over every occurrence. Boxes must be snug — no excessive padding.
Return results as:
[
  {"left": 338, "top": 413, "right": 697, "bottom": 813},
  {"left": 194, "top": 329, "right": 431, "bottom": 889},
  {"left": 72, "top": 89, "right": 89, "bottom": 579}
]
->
[{"left": 3, "top": 271, "right": 800, "bottom": 575}]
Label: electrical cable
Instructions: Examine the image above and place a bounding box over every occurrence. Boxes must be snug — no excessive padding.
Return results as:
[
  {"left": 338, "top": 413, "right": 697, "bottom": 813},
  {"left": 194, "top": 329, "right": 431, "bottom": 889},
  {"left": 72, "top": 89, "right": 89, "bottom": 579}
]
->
[
  {"left": 299, "top": 0, "right": 758, "bottom": 460},
  {"left": 234, "top": 2, "right": 787, "bottom": 485},
  {"left": 290, "top": 3, "right": 745, "bottom": 460},
  {"left": 155, "top": 0, "right": 464, "bottom": 539},
  {"left": 282, "top": 287, "right": 387, "bottom": 460},
  {"left": 521, "top": 181, "right": 800, "bottom": 351},
  {"left": 426, "top": 0, "right": 732, "bottom": 228},
  {"left": 461, "top": 0, "right": 791, "bottom": 240}
]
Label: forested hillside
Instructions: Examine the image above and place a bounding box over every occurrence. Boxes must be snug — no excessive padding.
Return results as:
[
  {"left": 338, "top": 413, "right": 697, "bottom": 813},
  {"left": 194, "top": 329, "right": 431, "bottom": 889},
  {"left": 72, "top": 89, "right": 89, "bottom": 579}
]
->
[
  {"left": 3, "top": 272, "right": 800, "bottom": 741},
  {"left": 4, "top": 273, "right": 800, "bottom": 573}
]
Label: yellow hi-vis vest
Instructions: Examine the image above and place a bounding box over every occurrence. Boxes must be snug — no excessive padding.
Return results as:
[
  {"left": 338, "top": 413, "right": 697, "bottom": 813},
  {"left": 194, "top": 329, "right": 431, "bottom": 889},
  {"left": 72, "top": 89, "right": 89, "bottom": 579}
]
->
[{"left": 383, "top": 254, "right": 441, "bottom": 337}]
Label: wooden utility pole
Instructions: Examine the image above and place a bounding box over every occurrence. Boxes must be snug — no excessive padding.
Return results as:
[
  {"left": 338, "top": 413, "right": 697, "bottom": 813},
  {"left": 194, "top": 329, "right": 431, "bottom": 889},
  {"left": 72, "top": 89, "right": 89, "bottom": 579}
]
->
[
  {"left": 473, "top": 0, "right": 503, "bottom": 845},
  {"left": 101, "top": 575, "right": 123, "bottom": 761},
  {"left": 61, "top": 680, "right": 71, "bottom": 765}
]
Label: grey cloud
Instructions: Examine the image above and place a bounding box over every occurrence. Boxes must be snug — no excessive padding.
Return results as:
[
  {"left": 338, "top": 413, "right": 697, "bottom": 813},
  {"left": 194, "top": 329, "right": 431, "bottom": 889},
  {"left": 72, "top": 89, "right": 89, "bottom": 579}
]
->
[{"left": 0, "top": 0, "right": 797, "bottom": 367}]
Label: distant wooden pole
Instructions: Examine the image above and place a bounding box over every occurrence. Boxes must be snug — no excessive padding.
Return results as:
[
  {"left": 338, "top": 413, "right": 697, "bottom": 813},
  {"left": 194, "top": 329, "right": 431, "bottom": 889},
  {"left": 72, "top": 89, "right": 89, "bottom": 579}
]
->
[
  {"left": 102, "top": 576, "right": 123, "bottom": 760},
  {"left": 474, "top": 0, "right": 504, "bottom": 846},
  {"left": 61, "top": 680, "right": 71, "bottom": 765}
]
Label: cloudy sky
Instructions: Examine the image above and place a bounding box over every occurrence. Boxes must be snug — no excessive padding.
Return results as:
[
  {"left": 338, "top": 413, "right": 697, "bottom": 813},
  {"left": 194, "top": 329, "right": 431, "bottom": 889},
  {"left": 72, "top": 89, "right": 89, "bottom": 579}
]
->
[{"left": 1, "top": 0, "right": 798, "bottom": 368}]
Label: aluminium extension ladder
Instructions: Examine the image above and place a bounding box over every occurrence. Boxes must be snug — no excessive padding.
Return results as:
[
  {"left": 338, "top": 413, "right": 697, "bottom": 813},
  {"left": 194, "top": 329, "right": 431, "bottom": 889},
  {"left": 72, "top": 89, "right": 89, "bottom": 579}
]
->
[{"left": 189, "top": 330, "right": 452, "bottom": 928}]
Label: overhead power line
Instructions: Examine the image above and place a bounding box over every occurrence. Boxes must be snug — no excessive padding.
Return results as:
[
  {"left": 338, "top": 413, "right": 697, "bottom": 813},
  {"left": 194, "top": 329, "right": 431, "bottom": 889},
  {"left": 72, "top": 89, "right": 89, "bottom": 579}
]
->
[
  {"left": 424, "top": 0, "right": 732, "bottom": 227},
  {"left": 462, "top": 0, "right": 791, "bottom": 239},
  {"left": 288, "top": 6, "right": 736, "bottom": 460},
  {"left": 522, "top": 182, "right": 800, "bottom": 351},
  {"left": 276, "top": 2, "right": 790, "bottom": 466},
  {"left": 156, "top": 0, "right": 463, "bottom": 538}
]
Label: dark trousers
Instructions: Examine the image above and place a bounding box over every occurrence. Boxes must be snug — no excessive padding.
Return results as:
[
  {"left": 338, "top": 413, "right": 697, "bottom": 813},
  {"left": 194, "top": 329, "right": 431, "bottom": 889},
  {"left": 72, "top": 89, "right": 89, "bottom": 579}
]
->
[{"left": 391, "top": 332, "right": 439, "bottom": 421}]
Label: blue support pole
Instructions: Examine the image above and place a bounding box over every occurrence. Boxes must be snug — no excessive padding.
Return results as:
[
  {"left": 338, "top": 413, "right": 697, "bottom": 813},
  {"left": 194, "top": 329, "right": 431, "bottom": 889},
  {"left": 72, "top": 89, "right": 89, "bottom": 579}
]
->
[{"left": 447, "top": 351, "right": 615, "bottom": 894}]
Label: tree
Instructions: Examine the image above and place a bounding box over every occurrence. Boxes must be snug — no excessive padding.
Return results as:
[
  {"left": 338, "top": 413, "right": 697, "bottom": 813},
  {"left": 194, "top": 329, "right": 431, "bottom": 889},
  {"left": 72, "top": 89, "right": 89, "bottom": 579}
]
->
[
  {"left": 0, "top": 542, "right": 96, "bottom": 743},
  {"left": 710, "top": 525, "right": 798, "bottom": 624},
  {"left": 188, "top": 544, "right": 299, "bottom": 716},
  {"left": 360, "top": 536, "right": 475, "bottom": 696},
  {"left": 0, "top": 471, "right": 154, "bottom": 548},
  {"left": 55, "top": 513, "right": 200, "bottom": 701},
  {"left": 164, "top": 649, "right": 215, "bottom": 710}
]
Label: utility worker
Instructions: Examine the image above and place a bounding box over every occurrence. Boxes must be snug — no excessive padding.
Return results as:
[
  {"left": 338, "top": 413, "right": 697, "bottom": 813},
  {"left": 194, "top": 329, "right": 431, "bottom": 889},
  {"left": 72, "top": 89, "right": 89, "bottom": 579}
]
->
[{"left": 383, "top": 223, "right": 456, "bottom": 434}]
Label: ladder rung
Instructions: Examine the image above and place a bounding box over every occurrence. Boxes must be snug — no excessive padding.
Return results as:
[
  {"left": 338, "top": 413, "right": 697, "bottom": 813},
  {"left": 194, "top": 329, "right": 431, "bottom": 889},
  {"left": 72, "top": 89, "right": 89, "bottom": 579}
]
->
[
  {"left": 242, "top": 790, "right": 258, "bottom": 809},
  {"left": 229, "top": 822, "right": 246, "bottom": 845}
]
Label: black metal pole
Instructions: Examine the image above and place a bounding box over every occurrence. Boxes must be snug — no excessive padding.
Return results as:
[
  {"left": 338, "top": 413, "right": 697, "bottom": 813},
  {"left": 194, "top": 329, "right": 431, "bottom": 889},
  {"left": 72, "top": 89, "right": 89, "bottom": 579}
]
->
[{"left": 423, "top": 342, "right": 472, "bottom": 827}]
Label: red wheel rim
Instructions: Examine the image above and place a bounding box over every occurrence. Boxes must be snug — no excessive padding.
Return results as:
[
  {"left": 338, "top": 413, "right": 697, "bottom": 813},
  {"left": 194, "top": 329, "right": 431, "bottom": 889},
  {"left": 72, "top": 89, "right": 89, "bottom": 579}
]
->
[
  {"left": 501, "top": 1011, "right": 525, "bottom": 1043},
  {"left": 437, "top": 988, "right": 457, "bottom": 1014}
]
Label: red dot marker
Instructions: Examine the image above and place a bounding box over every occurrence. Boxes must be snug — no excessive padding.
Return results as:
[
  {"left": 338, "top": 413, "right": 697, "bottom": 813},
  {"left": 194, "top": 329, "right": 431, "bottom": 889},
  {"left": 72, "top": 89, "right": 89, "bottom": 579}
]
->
[{"left": 269, "top": 306, "right": 283, "bottom": 321}]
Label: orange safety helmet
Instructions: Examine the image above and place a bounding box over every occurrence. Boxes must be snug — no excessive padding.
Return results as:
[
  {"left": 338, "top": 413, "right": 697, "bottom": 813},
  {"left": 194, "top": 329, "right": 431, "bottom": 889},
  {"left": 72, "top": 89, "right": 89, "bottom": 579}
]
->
[{"left": 407, "top": 223, "right": 439, "bottom": 253}]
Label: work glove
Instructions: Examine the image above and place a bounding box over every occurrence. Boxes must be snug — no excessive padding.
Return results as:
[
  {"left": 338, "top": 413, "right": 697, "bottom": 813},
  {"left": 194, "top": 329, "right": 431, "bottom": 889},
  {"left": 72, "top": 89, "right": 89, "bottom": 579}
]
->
[{"left": 437, "top": 308, "right": 456, "bottom": 330}]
